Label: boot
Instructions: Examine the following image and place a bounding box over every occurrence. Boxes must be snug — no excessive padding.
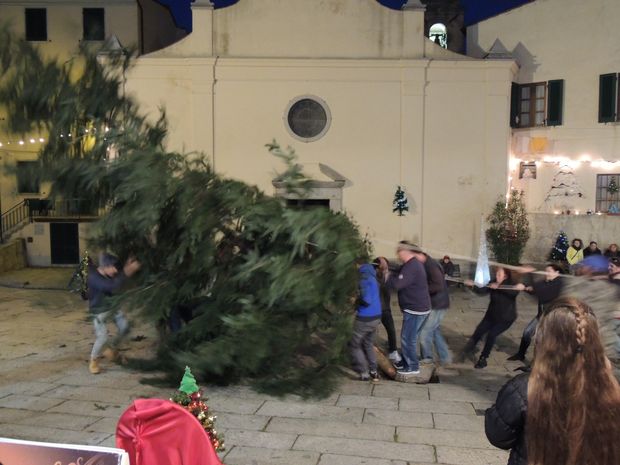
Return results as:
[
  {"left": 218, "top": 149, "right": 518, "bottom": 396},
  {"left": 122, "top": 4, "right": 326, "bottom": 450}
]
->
[
  {"left": 102, "top": 347, "right": 128, "bottom": 365},
  {"left": 89, "top": 358, "right": 101, "bottom": 374},
  {"left": 456, "top": 339, "right": 477, "bottom": 363},
  {"left": 474, "top": 356, "right": 488, "bottom": 369},
  {"left": 507, "top": 352, "right": 525, "bottom": 362}
]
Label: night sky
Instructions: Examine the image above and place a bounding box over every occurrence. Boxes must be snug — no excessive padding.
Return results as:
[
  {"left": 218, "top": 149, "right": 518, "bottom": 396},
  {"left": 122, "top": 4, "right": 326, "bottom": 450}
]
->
[{"left": 160, "top": 0, "right": 533, "bottom": 32}]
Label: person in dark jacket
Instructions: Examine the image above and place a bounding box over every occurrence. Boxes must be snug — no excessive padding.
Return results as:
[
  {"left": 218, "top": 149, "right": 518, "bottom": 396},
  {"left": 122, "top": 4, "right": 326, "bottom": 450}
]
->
[
  {"left": 605, "top": 243, "right": 620, "bottom": 259},
  {"left": 440, "top": 255, "right": 455, "bottom": 277},
  {"left": 87, "top": 252, "right": 141, "bottom": 374},
  {"left": 584, "top": 240, "right": 602, "bottom": 257},
  {"left": 349, "top": 263, "right": 383, "bottom": 382},
  {"left": 485, "top": 372, "right": 528, "bottom": 465},
  {"left": 372, "top": 257, "right": 401, "bottom": 364},
  {"left": 386, "top": 241, "right": 431, "bottom": 376},
  {"left": 416, "top": 251, "right": 452, "bottom": 365},
  {"left": 462, "top": 267, "right": 525, "bottom": 369},
  {"left": 507, "top": 264, "right": 564, "bottom": 361},
  {"left": 485, "top": 298, "right": 620, "bottom": 465}
]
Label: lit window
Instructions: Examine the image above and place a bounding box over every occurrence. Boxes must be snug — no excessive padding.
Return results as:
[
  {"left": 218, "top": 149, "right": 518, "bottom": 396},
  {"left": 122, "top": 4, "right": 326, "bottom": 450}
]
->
[{"left": 429, "top": 23, "right": 447, "bottom": 49}]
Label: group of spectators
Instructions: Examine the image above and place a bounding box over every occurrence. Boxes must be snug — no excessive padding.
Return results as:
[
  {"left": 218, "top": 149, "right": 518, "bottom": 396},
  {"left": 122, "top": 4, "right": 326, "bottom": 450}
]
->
[{"left": 567, "top": 238, "right": 619, "bottom": 266}]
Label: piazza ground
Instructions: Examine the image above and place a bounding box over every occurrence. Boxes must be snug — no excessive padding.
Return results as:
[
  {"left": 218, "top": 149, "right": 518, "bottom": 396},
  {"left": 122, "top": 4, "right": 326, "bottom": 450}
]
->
[{"left": 0, "top": 268, "right": 542, "bottom": 465}]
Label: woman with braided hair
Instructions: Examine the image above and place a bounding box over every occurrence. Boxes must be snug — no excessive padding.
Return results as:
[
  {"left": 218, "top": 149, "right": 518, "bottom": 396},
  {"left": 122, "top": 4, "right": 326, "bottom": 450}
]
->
[{"left": 485, "top": 298, "right": 620, "bottom": 465}]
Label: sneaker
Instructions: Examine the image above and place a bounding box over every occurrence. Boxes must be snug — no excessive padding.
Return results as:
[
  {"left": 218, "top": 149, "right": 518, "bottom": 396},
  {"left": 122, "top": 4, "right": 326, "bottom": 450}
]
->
[
  {"left": 89, "top": 358, "right": 101, "bottom": 375},
  {"left": 360, "top": 373, "right": 370, "bottom": 381},
  {"left": 507, "top": 353, "right": 525, "bottom": 362},
  {"left": 393, "top": 361, "right": 405, "bottom": 371},
  {"left": 420, "top": 358, "right": 435, "bottom": 365},
  {"left": 369, "top": 371, "right": 380, "bottom": 383},
  {"left": 397, "top": 368, "right": 420, "bottom": 376},
  {"left": 388, "top": 351, "right": 402, "bottom": 363}
]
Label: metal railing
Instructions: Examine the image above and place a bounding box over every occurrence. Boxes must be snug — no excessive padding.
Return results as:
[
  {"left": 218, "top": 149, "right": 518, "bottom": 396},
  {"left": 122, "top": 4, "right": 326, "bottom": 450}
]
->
[
  {"left": 1, "top": 198, "right": 103, "bottom": 242},
  {"left": 0, "top": 200, "right": 29, "bottom": 243}
]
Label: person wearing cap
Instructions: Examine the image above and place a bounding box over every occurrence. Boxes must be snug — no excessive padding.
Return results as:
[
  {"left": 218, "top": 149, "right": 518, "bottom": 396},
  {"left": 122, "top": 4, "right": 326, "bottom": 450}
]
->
[
  {"left": 385, "top": 241, "right": 431, "bottom": 376},
  {"left": 87, "top": 252, "right": 141, "bottom": 374}
]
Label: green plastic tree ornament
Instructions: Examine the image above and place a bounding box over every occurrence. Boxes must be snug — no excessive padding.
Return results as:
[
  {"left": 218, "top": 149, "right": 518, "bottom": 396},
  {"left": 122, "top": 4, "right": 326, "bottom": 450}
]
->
[{"left": 179, "top": 366, "right": 199, "bottom": 394}]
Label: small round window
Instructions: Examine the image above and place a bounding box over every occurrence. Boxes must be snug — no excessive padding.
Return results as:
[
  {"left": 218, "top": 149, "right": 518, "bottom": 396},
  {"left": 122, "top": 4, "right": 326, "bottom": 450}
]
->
[{"left": 285, "top": 96, "right": 331, "bottom": 142}]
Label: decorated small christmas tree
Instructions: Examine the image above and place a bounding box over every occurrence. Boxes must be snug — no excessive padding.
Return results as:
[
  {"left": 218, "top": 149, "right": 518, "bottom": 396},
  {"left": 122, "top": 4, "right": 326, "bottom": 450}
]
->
[
  {"left": 171, "top": 367, "right": 224, "bottom": 452},
  {"left": 608, "top": 177, "right": 619, "bottom": 195},
  {"left": 548, "top": 231, "right": 569, "bottom": 262},
  {"left": 486, "top": 190, "right": 530, "bottom": 265},
  {"left": 68, "top": 250, "right": 91, "bottom": 300},
  {"left": 392, "top": 186, "right": 409, "bottom": 216}
]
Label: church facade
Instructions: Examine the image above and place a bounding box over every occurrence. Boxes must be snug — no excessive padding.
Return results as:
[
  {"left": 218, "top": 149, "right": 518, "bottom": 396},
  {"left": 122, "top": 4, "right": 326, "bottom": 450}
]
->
[{"left": 127, "top": 0, "right": 516, "bottom": 259}]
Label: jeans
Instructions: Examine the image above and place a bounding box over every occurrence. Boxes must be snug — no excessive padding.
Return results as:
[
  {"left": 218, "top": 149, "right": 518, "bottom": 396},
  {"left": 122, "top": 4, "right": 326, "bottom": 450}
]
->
[
  {"left": 470, "top": 315, "right": 514, "bottom": 358},
  {"left": 516, "top": 316, "right": 539, "bottom": 358},
  {"left": 401, "top": 312, "right": 429, "bottom": 372},
  {"left": 420, "top": 309, "right": 452, "bottom": 364},
  {"left": 381, "top": 307, "right": 398, "bottom": 353},
  {"left": 349, "top": 318, "right": 381, "bottom": 374},
  {"left": 91, "top": 311, "right": 130, "bottom": 359}
]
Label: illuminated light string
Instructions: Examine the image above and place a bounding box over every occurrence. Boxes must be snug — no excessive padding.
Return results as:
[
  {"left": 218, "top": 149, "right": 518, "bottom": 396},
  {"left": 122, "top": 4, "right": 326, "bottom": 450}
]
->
[
  {"left": 0, "top": 126, "right": 111, "bottom": 148},
  {"left": 510, "top": 155, "right": 620, "bottom": 170}
]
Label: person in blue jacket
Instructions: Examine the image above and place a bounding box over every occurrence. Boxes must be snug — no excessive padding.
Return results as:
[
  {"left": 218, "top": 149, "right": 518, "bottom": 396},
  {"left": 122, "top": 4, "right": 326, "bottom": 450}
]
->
[
  {"left": 87, "top": 252, "right": 141, "bottom": 374},
  {"left": 350, "top": 262, "right": 383, "bottom": 382}
]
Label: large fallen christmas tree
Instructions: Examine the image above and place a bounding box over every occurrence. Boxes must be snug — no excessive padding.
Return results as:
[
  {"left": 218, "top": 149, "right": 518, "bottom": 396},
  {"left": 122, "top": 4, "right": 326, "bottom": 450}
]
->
[{"left": 0, "top": 29, "right": 369, "bottom": 398}]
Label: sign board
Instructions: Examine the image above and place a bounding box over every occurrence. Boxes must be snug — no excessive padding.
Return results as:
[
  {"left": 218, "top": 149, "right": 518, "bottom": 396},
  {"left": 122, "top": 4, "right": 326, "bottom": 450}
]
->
[{"left": 0, "top": 437, "right": 129, "bottom": 465}]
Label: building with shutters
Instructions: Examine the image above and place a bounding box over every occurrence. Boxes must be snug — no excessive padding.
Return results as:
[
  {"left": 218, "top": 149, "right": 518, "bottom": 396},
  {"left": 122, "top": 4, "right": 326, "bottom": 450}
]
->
[{"left": 467, "top": 0, "right": 620, "bottom": 260}]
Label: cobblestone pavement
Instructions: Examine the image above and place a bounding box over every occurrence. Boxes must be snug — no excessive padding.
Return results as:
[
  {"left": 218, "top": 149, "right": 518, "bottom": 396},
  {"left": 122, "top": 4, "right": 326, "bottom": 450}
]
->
[{"left": 0, "top": 270, "right": 541, "bottom": 465}]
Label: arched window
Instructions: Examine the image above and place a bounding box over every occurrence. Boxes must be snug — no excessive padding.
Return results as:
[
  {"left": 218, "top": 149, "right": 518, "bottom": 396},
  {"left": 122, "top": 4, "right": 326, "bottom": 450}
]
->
[{"left": 429, "top": 23, "right": 448, "bottom": 49}]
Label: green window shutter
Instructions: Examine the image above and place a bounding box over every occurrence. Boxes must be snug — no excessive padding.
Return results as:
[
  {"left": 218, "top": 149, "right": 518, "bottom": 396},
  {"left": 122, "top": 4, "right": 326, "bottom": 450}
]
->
[
  {"left": 510, "top": 82, "right": 520, "bottom": 128},
  {"left": 599, "top": 73, "right": 617, "bottom": 123},
  {"left": 547, "top": 79, "right": 564, "bottom": 126}
]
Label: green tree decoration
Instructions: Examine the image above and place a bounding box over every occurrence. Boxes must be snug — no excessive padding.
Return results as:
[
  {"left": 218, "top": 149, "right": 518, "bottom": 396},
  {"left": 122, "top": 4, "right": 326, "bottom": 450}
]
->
[
  {"left": 486, "top": 190, "right": 530, "bottom": 265},
  {"left": 171, "top": 367, "right": 224, "bottom": 452},
  {"left": 179, "top": 366, "right": 200, "bottom": 394},
  {"left": 392, "top": 186, "right": 409, "bottom": 216},
  {"left": 548, "top": 231, "right": 569, "bottom": 262},
  {"left": 608, "top": 177, "right": 619, "bottom": 195},
  {"left": 0, "top": 27, "right": 370, "bottom": 398}
]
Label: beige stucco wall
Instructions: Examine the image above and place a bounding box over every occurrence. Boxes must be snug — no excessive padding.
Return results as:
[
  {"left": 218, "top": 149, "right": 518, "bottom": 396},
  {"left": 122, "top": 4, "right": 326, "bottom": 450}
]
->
[
  {"left": 468, "top": 0, "right": 620, "bottom": 215},
  {"left": 524, "top": 213, "right": 620, "bottom": 263},
  {"left": 126, "top": 0, "right": 516, "bottom": 259}
]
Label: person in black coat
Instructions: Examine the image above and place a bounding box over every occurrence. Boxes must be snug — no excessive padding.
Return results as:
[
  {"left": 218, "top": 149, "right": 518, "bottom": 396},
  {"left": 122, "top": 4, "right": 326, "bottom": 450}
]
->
[
  {"left": 372, "top": 257, "right": 400, "bottom": 363},
  {"left": 485, "top": 372, "right": 528, "bottom": 465},
  {"left": 462, "top": 267, "right": 525, "bottom": 368},
  {"left": 584, "top": 241, "right": 603, "bottom": 257},
  {"left": 507, "top": 264, "right": 564, "bottom": 361}
]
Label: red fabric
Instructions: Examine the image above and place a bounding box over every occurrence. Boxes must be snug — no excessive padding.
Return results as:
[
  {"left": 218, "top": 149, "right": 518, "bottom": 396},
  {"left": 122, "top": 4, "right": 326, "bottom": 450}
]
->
[{"left": 116, "top": 398, "right": 223, "bottom": 465}]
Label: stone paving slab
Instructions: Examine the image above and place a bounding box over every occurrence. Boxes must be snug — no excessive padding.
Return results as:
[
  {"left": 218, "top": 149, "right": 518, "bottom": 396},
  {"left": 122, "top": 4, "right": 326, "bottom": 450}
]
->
[
  {"left": 216, "top": 412, "right": 271, "bottom": 431},
  {"left": 363, "top": 408, "right": 434, "bottom": 428},
  {"left": 397, "top": 426, "right": 495, "bottom": 449},
  {"left": 266, "top": 417, "right": 396, "bottom": 442},
  {"left": 317, "top": 453, "right": 407, "bottom": 465},
  {"left": 256, "top": 400, "right": 364, "bottom": 423},
  {"left": 40, "top": 385, "right": 139, "bottom": 405},
  {"left": 15, "top": 412, "right": 101, "bottom": 431},
  {"left": 47, "top": 400, "right": 127, "bottom": 418},
  {"left": 206, "top": 395, "right": 266, "bottom": 415},
  {"left": 85, "top": 416, "right": 121, "bottom": 434},
  {"left": 0, "top": 423, "right": 111, "bottom": 445},
  {"left": 223, "top": 446, "right": 320, "bottom": 465},
  {"left": 224, "top": 429, "right": 298, "bottom": 450},
  {"left": 371, "top": 383, "right": 430, "bottom": 400},
  {"left": 0, "top": 381, "right": 59, "bottom": 398},
  {"left": 399, "top": 399, "right": 476, "bottom": 415},
  {"left": 0, "top": 407, "right": 37, "bottom": 423},
  {"left": 433, "top": 413, "right": 485, "bottom": 432},
  {"left": 0, "top": 394, "right": 65, "bottom": 411},
  {"left": 293, "top": 435, "right": 436, "bottom": 462},
  {"left": 436, "top": 445, "right": 509, "bottom": 465},
  {"left": 336, "top": 394, "right": 399, "bottom": 410}
]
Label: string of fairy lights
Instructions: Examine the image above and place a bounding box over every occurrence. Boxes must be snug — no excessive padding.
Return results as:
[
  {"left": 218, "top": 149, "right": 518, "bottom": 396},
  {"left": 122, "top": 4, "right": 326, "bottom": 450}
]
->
[{"left": 0, "top": 126, "right": 113, "bottom": 149}]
